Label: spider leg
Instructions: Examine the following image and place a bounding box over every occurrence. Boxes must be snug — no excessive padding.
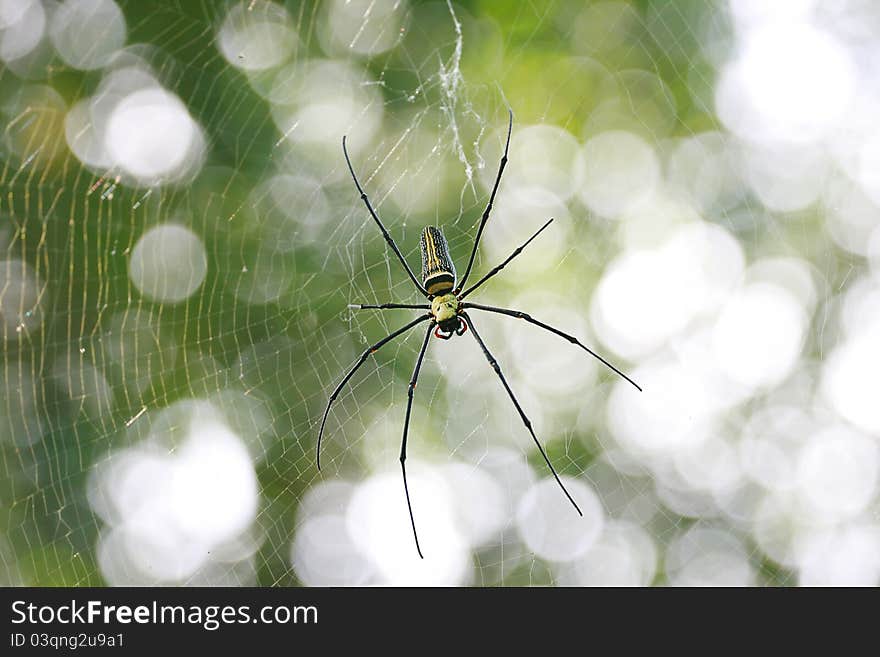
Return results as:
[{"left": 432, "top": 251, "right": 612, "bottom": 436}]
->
[
  {"left": 463, "top": 303, "right": 642, "bottom": 392},
  {"left": 400, "top": 321, "right": 435, "bottom": 559},
  {"left": 317, "top": 314, "right": 431, "bottom": 470},
  {"left": 455, "top": 109, "right": 513, "bottom": 294},
  {"left": 459, "top": 218, "right": 554, "bottom": 299},
  {"left": 348, "top": 303, "right": 431, "bottom": 311},
  {"left": 462, "top": 303, "right": 642, "bottom": 392},
  {"left": 461, "top": 312, "right": 583, "bottom": 516},
  {"left": 342, "top": 136, "right": 429, "bottom": 297}
]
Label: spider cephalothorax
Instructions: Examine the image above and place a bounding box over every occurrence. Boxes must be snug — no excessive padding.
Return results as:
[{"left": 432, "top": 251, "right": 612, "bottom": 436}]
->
[
  {"left": 318, "top": 110, "right": 642, "bottom": 558},
  {"left": 430, "top": 291, "right": 464, "bottom": 339}
]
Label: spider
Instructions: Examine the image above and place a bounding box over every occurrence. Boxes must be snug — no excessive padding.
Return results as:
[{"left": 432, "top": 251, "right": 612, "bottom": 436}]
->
[{"left": 317, "top": 111, "right": 641, "bottom": 558}]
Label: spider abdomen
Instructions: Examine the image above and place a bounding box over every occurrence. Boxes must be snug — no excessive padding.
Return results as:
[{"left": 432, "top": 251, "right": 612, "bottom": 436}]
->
[{"left": 420, "top": 226, "right": 456, "bottom": 296}]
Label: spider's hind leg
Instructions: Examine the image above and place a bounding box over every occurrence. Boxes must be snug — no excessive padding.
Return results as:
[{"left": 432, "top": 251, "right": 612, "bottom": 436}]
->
[
  {"left": 461, "top": 311, "right": 583, "bottom": 516},
  {"left": 400, "top": 322, "right": 435, "bottom": 559}
]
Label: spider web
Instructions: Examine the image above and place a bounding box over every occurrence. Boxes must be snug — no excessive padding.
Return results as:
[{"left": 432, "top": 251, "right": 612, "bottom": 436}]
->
[{"left": 2, "top": 0, "right": 879, "bottom": 587}]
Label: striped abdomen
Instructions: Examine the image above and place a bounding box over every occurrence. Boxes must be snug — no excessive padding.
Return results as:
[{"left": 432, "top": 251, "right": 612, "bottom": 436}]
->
[{"left": 420, "top": 226, "right": 456, "bottom": 296}]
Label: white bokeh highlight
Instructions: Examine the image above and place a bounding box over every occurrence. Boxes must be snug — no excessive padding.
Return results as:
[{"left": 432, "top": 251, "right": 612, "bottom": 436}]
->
[
  {"left": 823, "top": 330, "right": 880, "bottom": 434},
  {"left": 504, "top": 124, "right": 581, "bottom": 201},
  {"left": 516, "top": 477, "right": 604, "bottom": 562},
  {"left": 0, "top": 0, "right": 45, "bottom": 64},
  {"left": 50, "top": 0, "right": 126, "bottom": 70},
  {"left": 666, "top": 526, "right": 755, "bottom": 586},
  {"left": 717, "top": 21, "right": 855, "bottom": 143},
  {"left": 217, "top": 1, "right": 296, "bottom": 72},
  {"left": 129, "top": 223, "right": 208, "bottom": 304},
  {"left": 558, "top": 521, "right": 657, "bottom": 586},
  {"left": 65, "top": 66, "right": 206, "bottom": 185},
  {"left": 90, "top": 402, "right": 260, "bottom": 585},
  {"left": 106, "top": 88, "right": 202, "bottom": 183},
  {"left": 270, "top": 59, "right": 383, "bottom": 156},
  {"left": 795, "top": 426, "right": 879, "bottom": 523},
  {"left": 712, "top": 282, "right": 807, "bottom": 389},
  {"left": 346, "top": 468, "right": 470, "bottom": 585},
  {"left": 575, "top": 130, "right": 660, "bottom": 219},
  {"left": 797, "top": 524, "right": 880, "bottom": 586},
  {"left": 591, "top": 222, "right": 745, "bottom": 359},
  {"left": 291, "top": 459, "right": 524, "bottom": 585},
  {"left": 320, "top": 0, "right": 408, "bottom": 58}
]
